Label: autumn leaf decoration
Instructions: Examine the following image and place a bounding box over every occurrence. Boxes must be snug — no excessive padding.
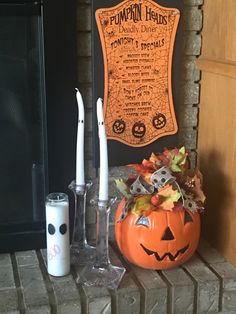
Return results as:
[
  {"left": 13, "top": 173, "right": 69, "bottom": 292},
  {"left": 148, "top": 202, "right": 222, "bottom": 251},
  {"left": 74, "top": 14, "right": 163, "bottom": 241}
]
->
[
  {"left": 131, "top": 195, "right": 155, "bottom": 216},
  {"left": 128, "top": 146, "right": 188, "bottom": 176},
  {"left": 157, "top": 184, "right": 182, "bottom": 211},
  {"left": 115, "top": 147, "right": 206, "bottom": 216},
  {"left": 163, "top": 146, "right": 188, "bottom": 173}
]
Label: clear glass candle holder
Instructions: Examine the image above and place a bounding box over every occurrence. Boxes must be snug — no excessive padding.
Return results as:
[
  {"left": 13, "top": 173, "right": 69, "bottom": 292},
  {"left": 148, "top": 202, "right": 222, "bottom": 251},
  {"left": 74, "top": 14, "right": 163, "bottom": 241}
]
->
[
  {"left": 77, "top": 197, "right": 126, "bottom": 289},
  {"left": 69, "top": 180, "right": 95, "bottom": 265}
]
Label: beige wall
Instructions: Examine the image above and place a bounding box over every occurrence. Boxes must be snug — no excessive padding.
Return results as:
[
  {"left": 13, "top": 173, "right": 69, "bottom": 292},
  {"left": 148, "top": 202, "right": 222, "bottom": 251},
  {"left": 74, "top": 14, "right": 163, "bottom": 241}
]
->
[{"left": 197, "top": 0, "right": 236, "bottom": 265}]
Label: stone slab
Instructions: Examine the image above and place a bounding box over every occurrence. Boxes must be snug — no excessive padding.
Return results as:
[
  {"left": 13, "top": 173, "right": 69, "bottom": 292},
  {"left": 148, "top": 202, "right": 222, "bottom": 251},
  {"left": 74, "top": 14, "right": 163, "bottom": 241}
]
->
[
  {"left": 50, "top": 275, "right": 81, "bottom": 310},
  {"left": 163, "top": 267, "right": 195, "bottom": 313},
  {"left": 0, "top": 289, "right": 19, "bottom": 313},
  {"left": 73, "top": 264, "right": 111, "bottom": 314},
  {"left": 182, "top": 82, "right": 200, "bottom": 104},
  {"left": 183, "top": 7, "right": 203, "bottom": 31},
  {"left": 210, "top": 262, "right": 236, "bottom": 313},
  {"left": 184, "top": 33, "right": 202, "bottom": 56},
  {"left": 183, "top": 255, "right": 220, "bottom": 313},
  {"left": 0, "top": 254, "right": 11, "bottom": 267},
  {"left": 184, "top": 0, "right": 203, "bottom": 5},
  {"left": 179, "top": 106, "right": 198, "bottom": 127},
  {"left": 0, "top": 265, "right": 15, "bottom": 290},
  {"left": 15, "top": 250, "right": 38, "bottom": 267},
  {"left": 17, "top": 265, "right": 49, "bottom": 309},
  {"left": 25, "top": 305, "right": 51, "bottom": 314},
  {"left": 82, "top": 286, "right": 111, "bottom": 314},
  {"left": 182, "top": 57, "right": 201, "bottom": 81},
  {"left": 77, "top": 57, "right": 92, "bottom": 84},
  {"left": 197, "top": 239, "right": 225, "bottom": 264},
  {"left": 109, "top": 246, "right": 141, "bottom": 314},
  {"left": 130, "top": 265, "right": 168, "bottom": 313},
  {"left": 77, "top": 32, "right": 92, "bottom": 57},
  {"left": 57, "top": 302, "right": 82, "bottom": 314},
  {"left": 178, "top": 128, "right": 197, "bottom": 150},
  {"left": 1, "top": 240, "right": 236, "bottom": 313},
  {"left": 77, "top": 4, "right": 91, "bottom": 31}
]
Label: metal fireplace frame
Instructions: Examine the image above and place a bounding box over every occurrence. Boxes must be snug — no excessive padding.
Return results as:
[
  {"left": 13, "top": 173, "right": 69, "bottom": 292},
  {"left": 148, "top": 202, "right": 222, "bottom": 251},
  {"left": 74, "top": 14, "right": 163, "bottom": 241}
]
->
[{"left": 0, "top": 0, "right": 77, "bottom": 252}]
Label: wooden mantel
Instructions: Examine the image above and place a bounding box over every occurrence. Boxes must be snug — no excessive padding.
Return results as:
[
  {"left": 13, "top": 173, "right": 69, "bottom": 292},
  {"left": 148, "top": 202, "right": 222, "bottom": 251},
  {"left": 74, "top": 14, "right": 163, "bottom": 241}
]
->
[{"left": 197, "top": 58, "right": 236, "bottom": 79}]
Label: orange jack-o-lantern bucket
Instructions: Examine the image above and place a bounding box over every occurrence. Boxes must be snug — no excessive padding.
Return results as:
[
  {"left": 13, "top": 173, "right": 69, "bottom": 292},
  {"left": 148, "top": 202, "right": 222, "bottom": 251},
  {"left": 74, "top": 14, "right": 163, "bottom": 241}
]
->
[{"left": 115, "top": 198, "right": 200, "bottom": 270}]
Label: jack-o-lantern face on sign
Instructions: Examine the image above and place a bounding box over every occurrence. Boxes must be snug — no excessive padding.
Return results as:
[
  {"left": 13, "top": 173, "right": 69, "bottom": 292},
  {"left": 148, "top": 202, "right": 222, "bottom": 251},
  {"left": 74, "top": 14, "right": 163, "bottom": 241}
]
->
[
  {"left": 132, "top": 121, "right": 146, "bottom": 138},
  {"left": 152, "top": 113, "right": 166, "bottom": 129},
  {"left": 115, "top": 198, "right": 200, "bottom": 270},
  {"left": 113, "top": 119, "right": 126, "bottom": 134}
]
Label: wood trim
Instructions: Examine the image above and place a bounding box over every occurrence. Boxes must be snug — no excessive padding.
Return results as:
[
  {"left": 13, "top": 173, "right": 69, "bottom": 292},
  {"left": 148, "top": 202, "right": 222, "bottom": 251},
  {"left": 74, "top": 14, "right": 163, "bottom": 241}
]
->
[{"left": 196, "top": 58, "right": 236, "bottom": 79}]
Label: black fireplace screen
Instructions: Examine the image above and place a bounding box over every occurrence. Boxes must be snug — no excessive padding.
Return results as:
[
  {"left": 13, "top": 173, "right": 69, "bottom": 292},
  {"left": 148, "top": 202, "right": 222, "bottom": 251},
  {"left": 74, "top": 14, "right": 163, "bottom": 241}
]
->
[
  {"left": 0, "top": 4, "right": 47, "bottom": 223},
  {"left": 0, "top": 2, "right": 47, "bottom": 247},
  {"left": 0, "top": 1, "right": 77, "bottom": 252}
]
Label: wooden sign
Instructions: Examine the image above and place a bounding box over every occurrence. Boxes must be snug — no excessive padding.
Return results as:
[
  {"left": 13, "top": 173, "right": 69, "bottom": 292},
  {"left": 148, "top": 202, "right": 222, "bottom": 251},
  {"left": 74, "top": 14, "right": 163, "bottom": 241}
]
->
[
  {"left": 91, "top": 0, "right": 184, "bottom": 168},
  {"left": 95, "top": 0, "right": 179, "bottom": 147}
]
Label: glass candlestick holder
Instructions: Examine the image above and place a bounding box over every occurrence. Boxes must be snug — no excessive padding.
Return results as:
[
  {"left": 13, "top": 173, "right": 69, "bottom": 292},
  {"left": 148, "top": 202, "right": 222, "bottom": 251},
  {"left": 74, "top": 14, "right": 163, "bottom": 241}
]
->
[
  {"left": 77, "top": 197, "right": 126, "bottom": 289},
  {"left": 68, "top": 180, "right": 96, "bottom": 265}
]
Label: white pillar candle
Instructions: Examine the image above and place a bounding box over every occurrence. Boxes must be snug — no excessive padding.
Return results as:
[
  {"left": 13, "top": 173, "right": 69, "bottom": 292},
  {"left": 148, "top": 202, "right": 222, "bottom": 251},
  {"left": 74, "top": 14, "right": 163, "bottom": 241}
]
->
[
  {"left": 97, "top": 98, "right": 109, "bottom": 201},
  {"left": 75, "top": 88, "right": 85, "bottom": 186},
  {"left": 46, "top": 193, "right": 70, "bottom": 277}
]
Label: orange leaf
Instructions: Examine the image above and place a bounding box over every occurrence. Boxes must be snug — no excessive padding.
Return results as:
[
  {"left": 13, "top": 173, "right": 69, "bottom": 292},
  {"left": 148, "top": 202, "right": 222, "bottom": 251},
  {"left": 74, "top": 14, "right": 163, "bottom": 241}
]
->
[{"left": 157, "top": 184, "right": 181, "bottom": 211}]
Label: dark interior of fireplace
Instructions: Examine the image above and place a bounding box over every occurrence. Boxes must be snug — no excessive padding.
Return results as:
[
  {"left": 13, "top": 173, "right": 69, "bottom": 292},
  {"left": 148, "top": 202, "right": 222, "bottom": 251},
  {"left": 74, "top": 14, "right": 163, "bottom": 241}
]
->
[{"left": 0, "top": 0, "right": 77, "bottom": 252}]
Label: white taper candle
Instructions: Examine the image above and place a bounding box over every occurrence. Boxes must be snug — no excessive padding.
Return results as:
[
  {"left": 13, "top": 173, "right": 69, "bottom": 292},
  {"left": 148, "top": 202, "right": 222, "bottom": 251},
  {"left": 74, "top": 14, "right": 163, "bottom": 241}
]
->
[
  {"left": 75, "top": 88, "right": 85, "bottom": 186},
  {"left": 97, "top": 98, "right": 108, "bottom": 201}
]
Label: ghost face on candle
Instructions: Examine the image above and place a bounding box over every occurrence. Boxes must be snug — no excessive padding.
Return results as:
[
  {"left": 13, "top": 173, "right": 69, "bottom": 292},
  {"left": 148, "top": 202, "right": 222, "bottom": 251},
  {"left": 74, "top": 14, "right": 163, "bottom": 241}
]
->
[
  {"left": 47, "top": 220, "right": 68, "bottom": 261},
  {"left": 46, "top": 200, "right": 70, "bottom": 276}
]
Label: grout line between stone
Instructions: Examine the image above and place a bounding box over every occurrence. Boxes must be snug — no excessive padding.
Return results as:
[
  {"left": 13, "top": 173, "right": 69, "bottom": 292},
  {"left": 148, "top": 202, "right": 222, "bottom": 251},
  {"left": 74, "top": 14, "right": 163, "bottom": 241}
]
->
[
  {"left": 70, "top": 264, "right": 88, "bottom": 314},
  {"left": 10, "top": 253, "right": 26, "bottom": 314},
  {"left": 36, "top": 250, "right": 57, "bottom": 314},
  {"left": 110, "top": 242, "right": 146, "bottom": 314},
  {"left": 108, "top": 285, "right": 119, "bottom": 314},
  {"left": 196, "top": 251, "right": 223, "bottom": 312},
  {"left": 157, "top": 270, "right": 174, "bottom": 314},
  {"left": 180, "top": 265, "right": 198, "bottom": 314}
]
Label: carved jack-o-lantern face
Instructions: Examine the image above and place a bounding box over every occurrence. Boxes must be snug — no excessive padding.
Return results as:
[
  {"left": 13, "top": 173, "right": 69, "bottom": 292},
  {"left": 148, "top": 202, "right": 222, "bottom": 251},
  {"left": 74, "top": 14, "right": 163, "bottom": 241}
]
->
[
  {"left": 113, "top": 119, "right": 126, "bottom": 134},
  {"left": 115, "top": 198, "right": 200, "bottom": 270},
  {"left": 152, "top": 113, "right": 166, "bottom": 129},
  {"left": 132, "top": 121, "right": 146, "bottom": 138}
]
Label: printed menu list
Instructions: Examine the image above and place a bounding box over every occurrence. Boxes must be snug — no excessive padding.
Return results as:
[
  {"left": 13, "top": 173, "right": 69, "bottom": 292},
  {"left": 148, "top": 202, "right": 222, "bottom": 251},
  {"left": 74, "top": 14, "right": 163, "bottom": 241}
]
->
[{"left": 96, "top": 0, "right": 180, "bottom": 147}]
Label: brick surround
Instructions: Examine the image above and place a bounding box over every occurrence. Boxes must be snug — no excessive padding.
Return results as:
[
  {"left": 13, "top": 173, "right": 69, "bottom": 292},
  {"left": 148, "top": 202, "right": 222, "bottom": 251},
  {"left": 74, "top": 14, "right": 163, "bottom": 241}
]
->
[
  {"left": 76, "top": 0, "right": 203, "bottom": 240},
  {"left": 1, "top": 240, "right": 236, "bottom": 313}
]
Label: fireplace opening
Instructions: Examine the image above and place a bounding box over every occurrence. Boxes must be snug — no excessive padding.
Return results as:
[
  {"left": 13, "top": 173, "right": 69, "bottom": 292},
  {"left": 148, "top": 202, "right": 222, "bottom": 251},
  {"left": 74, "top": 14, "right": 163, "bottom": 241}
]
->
[
  {"left": 0, "top": 2, "right": 47, "bottom": 224},
  {"left": 0, "top": 0, "right": 77, "bottom": 252}
]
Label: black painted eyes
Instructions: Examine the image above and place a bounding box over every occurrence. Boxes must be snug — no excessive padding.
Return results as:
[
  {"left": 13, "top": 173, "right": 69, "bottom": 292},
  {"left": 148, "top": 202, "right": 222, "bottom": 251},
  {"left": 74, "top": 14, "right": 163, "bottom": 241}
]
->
[
  {"left": 48, "top": 223, "right": 67, "bottom": 235},
  {"left": 59, "top": 224, "right": 67, "bottom": 235},
  {"left": 48, "top": 224, "right": 55, "bottom": 235}
]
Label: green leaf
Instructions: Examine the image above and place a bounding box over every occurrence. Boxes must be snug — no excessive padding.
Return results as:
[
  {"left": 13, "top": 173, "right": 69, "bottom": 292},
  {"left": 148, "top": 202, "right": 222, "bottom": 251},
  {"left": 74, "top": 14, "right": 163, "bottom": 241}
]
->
[{"left": 132, "top": 195, "right": 153, "bottom": 215}]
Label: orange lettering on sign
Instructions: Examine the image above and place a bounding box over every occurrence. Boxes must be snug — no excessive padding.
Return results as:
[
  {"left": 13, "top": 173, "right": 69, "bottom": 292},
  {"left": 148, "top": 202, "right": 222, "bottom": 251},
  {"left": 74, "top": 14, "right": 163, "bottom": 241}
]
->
[{"left": 96, "top": 0, "right": 179, "bottom": 147}]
